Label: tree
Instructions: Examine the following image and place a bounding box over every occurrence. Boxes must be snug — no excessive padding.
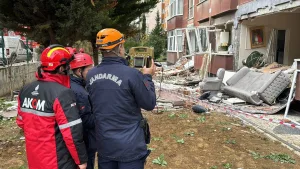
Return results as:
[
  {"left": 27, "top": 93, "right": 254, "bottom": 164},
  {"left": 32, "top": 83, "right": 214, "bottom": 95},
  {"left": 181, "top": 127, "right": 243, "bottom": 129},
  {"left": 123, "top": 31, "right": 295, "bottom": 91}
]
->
[
  {"left": 0, "top": 0, "right": 158, "bottom": 63},
  {"left": 145, "top": 10, "right": 167, "bottom": 60}
]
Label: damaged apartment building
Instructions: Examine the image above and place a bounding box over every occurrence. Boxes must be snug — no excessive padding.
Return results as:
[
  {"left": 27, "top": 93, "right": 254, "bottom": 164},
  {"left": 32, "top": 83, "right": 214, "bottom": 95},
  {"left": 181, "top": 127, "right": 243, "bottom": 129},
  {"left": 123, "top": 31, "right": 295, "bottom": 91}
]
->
[
  {"left": 164, "top": 0, "right": 300, "bottom": 123},
  {"left": 166, "top": 0, "right": 300, "bottom": 70}
]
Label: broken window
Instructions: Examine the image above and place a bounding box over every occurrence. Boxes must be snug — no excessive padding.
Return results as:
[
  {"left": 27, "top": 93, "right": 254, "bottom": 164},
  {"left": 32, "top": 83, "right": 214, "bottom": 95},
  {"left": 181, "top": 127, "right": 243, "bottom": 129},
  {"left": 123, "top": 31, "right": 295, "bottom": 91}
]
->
[
  {"left": 186, "top": 29, "right": 198, "bottom": 54},
  {"left": 185, "top": 27, "right": 209, "bottom": 55},
  {"left": 198, "top": 28, "right": 208, "bottom": 52}
]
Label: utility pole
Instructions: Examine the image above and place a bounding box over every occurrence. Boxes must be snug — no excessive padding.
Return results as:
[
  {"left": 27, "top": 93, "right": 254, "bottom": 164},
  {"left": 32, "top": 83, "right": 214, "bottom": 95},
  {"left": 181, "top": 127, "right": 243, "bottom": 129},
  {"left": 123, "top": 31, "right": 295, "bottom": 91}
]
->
[
  {"left": 26, "top": 35, "right": 29, "bottom": 64},
  {"left": 0, "top": 25, "right": 6, "bottom": 66}
]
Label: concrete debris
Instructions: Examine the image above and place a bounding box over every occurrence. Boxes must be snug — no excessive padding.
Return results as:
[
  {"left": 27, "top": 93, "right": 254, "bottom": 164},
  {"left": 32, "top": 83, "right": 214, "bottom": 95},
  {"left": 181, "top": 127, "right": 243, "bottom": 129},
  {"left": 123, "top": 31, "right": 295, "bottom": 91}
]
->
[{"left": 4, "top": 101, "right": 18, "bottom": 111}]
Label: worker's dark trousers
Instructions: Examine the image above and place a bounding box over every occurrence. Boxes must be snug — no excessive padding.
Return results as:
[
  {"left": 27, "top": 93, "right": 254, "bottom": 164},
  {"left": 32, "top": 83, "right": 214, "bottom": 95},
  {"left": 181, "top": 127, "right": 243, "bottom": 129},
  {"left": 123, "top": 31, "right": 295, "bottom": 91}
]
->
[
  {"left": 98, "top": 154, "right": 148, "bottom": 169},
  {"left": 87, "top": 148, "right": 97, "bottom": 169}
]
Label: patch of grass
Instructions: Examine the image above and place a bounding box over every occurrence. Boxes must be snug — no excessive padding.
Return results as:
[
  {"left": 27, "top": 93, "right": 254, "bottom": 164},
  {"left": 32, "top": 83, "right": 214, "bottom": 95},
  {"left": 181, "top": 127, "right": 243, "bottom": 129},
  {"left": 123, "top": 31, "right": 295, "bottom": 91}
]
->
[
  {"left": 223, "top": 163, "right": 232, "bottom": 169},
  {"left": 172, "top": 135, "right": 185, "bottom": 144},
  {"left": 152, "top": 137, "right": 162, "bottom": 141},
  {"left": 265, "top": 153, "right": 296, "bottom": 164},
  {"left": 176, "top": 138, "right": 185, "bottom": 144},
  {"left": 152, "top": 154, "right": 167, "bottom": 166},
  {"left": 0, "top": 98, "right": 13, "bottom": 111},
  {"left": 148, "top": 147, "right": 156, "bottom": 151},
  {"left": 185, "top": 131, "right": 195, "bottom": 136},
  {"left": 197, "top": 116, "right": 206, "bottom": 123},
  {"left": 225, "top": 139, "right": 236, "bottom": 144},
  {"left": 178, "top": 113, "right": 188, "bottom": 119},
  {"left": 8, "top": 165, "right": 27, "bottom": 169},
  {"left": 222, "top": 127, "right": 231, "bottom": 131},
  {"left": 250, "top": 151, "right": 295, "bottom": 164},
  {"left": 168, "top": 113, "right": 176, "bottom": 118},
  {"left": 250, "top": 151, "right": 262, "bottom": 159}
]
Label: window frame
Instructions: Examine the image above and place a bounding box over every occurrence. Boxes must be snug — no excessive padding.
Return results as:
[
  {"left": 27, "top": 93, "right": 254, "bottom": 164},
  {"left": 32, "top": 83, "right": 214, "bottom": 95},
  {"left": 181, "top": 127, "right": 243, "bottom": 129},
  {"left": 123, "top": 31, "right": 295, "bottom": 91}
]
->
[
  {"left": 188, "top": 0, "right": 194, "bottom": 19},
  {"left": 167, "top": 0, "right": 183, "bottom": 20},
  {"left": 185, "top": 27, "right": 209, "bottom": 55},
  {"left": 167, "top": 29, "right": 183, "bottom": 52}
]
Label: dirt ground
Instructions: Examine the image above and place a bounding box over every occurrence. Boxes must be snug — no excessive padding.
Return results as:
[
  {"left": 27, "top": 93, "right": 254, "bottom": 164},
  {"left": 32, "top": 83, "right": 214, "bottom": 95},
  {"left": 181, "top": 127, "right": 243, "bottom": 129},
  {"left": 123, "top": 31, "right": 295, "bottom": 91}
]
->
[
  {"left": 143, "top": 109, "right": 300, "bottom": 169},
  {"left": 1, "top": 109, "right": 300, "bottom": 169}
]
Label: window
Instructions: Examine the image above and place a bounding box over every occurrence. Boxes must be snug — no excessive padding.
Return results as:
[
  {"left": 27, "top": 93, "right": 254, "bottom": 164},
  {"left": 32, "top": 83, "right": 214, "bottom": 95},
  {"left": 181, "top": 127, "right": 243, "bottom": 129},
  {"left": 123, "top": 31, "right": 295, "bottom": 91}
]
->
[
  {"left": 187, "top": 29, "right": 197, "bottom": 54},
  {"left": 168, "top": 29, "right": 183, "bottom": 52},
  {"left": 168, "top": 31, "right": 175, "bottom": 51},
  {"left": 176, "top": 30, "right": 183, "bottom": 51},
  {"left": 168, "top": 0, "right": 183, "bottom": 19},
  {"left": 186, "top": 27, "right": 209, "bottom": 54},
  {"left": 188, "top": 0, "right": 194, "bottom": 19},
  {"left": 198, "top": 28, "right": 208, "bottom": 52}
]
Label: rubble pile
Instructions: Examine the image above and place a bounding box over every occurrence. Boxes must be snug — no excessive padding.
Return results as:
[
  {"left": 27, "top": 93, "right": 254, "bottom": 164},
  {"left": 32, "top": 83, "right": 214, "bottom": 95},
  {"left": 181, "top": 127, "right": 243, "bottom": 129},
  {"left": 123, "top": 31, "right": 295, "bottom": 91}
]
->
[{"left": 153, "top": 59, "right": 297, "bottom": 115}]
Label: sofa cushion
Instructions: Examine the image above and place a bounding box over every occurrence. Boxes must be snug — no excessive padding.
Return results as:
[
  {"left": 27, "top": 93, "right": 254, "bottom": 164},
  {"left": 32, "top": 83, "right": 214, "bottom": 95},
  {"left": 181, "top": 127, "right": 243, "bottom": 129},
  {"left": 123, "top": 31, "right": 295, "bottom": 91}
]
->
[
  {"left": 259, "top": 71, "right": 291, "bottom": 104},
  {"left": 226, "top": 67, "right": 250, "bottom": 86},
  {"left": 223, "top": 86, "right": 263, "bottom": 105}
]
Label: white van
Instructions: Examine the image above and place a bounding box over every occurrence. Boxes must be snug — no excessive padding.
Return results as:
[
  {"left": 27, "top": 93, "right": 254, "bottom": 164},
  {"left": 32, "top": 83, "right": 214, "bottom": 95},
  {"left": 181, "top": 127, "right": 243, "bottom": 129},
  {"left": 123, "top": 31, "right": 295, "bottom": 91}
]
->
[{"left": 0, "top": 36, "right": 33, "bottom": 65}]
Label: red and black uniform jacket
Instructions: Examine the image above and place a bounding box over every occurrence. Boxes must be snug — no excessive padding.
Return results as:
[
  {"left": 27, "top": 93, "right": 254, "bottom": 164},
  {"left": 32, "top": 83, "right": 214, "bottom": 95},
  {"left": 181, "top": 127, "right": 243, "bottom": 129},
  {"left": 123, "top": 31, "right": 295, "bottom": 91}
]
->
[{"left": 16, "top": 72, "right": 88, "bottom": 169}]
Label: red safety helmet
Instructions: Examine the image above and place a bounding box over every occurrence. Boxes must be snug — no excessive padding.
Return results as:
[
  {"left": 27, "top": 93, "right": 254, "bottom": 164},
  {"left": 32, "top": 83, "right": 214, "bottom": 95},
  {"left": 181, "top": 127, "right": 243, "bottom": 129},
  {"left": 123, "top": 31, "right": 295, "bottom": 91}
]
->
[
  {"left": 65, "top": 47, "right": 76, "bottom": 55},
  {"left": 73, "top": 48, "right": 77, "bottom": 54},
  {"left": 40, "top": 44, "right": 72, "bottom": 71},
  {"left": 70, "top": 53, "right": 94, "bottom": 70},
  {"left": 79, "top": 48, "right": 85, "bottom": 53}
]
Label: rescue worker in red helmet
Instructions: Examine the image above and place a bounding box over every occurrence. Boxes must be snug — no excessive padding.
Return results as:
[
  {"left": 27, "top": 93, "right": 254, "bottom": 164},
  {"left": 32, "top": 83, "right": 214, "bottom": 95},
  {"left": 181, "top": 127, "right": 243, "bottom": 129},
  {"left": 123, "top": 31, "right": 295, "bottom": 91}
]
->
[
  {"left": 16, "top": 44, "right": 88, "bottom": 169},
  {"left": 69, "top": 53, "right": 96, "bottom": 169}
]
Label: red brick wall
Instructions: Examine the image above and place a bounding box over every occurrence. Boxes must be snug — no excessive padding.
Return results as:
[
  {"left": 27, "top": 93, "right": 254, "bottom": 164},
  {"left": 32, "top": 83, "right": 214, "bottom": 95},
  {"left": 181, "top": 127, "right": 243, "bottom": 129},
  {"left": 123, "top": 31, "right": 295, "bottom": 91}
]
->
[
  {"left": 167, "top": 16, "right": 184, "bottom": 31},
  {"left": 183, "top": 0, "right": 189, "bottom": 27},
  {"left": 167, "top": 52, "right": 183, "bottom": 64},
  {"left": 194, "top": 54, "right": 234, "bottom": 74},
  {"left": 211, "top": 0, "right": 238, "bottom": 17},
  {"left": 194, "top": 54, "right": 204, "bottom": 70}
]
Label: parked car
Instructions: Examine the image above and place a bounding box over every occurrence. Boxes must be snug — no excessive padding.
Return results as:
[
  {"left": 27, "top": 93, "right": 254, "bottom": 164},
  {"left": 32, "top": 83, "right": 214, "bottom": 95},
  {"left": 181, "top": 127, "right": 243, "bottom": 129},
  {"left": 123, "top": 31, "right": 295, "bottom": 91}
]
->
[{"left": 0, "top": 36, "right": 33, "bottom": 65}]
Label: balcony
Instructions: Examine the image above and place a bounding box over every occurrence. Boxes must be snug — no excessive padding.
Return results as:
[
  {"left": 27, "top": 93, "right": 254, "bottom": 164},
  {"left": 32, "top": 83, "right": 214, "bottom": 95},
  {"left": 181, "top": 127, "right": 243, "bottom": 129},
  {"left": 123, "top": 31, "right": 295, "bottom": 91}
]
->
[
  {"left": 196, "top": 0, "right": 210, "bottom": 22},
  {"left": 211, "top": 0, "right": 238, "bottom": 17},
  {"left": 167, "top": 15, "right": 184, "bottom": 31}
]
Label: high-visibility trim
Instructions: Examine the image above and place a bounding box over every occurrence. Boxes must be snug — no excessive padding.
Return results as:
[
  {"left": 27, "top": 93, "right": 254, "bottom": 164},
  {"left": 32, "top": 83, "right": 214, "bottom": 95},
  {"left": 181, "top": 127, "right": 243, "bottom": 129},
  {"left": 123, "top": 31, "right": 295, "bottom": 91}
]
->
[
  {"left": 20, "top": 108, "right": 55, "bottom": 117},
  {"left": 18, "top": 115, "right": 23, "bottom": 120},
  {"left": 59, "top": 119, "right": 82, "bottom": 130},
  {"left": 47, "top": 47, "right": 69, "bottom": 58}
]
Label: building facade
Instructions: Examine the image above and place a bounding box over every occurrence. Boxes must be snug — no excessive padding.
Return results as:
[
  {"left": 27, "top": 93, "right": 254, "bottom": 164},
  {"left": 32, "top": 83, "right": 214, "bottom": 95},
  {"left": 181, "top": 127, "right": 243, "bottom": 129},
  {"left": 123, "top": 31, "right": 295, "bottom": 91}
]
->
[{"left": 166, "top": 0, "right": 300, "bottom": 74}]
